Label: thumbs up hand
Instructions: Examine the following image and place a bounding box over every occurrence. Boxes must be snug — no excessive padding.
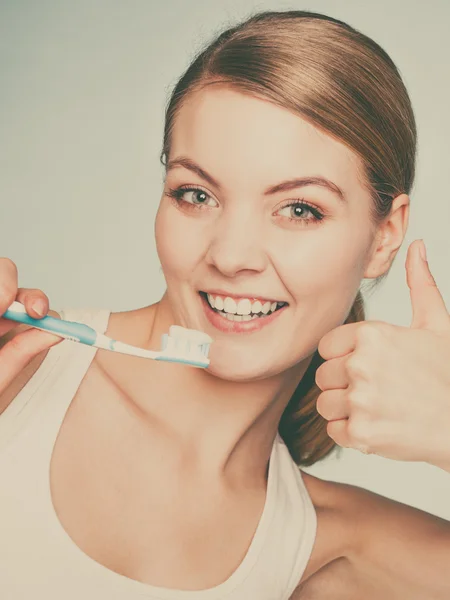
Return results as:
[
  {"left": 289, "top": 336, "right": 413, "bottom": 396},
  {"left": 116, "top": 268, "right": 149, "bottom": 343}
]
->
[{"left": 315, "top": 240, "right": 450, "bottom": 471}]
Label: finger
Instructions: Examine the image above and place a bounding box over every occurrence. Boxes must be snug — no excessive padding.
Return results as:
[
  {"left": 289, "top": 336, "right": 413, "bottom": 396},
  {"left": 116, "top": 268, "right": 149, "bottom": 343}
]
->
[
  {"left": 407, "top": 240, "right": 450, "bottom": 330},
  {"left": 326, "top": 418, "right": 351, "bottom": 448},
  {"left": 16, "top": 288, "right": 50, "bottom": 319},
  {"left": 0, "top": 288, "right": 50, "bottom": 337},
  {"left": 316, "top": 389, "right": 349, "bottom": 421},
  {"left": 318, "top": 321, "right": 359, "bottom": 361},
  {"left": 315, "top": 355, "right": 349, "bottom": 391},
  {"left": 327, "top": 418, "right": 374, "bottom": 455},
  {"left": 0, "top": 327, "right": 62, "bottom": 391}
]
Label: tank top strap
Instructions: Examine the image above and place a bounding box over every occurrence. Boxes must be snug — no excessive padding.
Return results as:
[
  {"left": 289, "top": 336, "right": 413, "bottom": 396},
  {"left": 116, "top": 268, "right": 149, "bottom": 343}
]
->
[
  {"left": 0, "top": 307, "right": 111, "bottom": 455},
  {"left": 59, "top": 306, "right": 111, "bottom": 334},
  {"left": 35, "top": 307, "right": 112, "bottom": 457}
]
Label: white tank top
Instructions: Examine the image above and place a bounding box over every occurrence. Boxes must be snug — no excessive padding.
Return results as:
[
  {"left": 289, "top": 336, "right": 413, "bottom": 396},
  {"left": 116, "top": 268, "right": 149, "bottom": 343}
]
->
[{"left": 0, "top": 308, "right": 317, "bottom": 600}]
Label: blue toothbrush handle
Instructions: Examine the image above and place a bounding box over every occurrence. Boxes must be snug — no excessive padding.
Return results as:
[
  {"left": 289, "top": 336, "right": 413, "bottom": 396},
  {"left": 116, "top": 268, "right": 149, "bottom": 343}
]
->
[{"left": 3, "top": 301, "right": 98, "bottom": 345}]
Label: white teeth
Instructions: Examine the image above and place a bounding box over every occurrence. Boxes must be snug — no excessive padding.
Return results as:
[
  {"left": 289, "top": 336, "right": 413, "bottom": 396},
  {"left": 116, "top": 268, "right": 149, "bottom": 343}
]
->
[
  {"left": 261, "top": 302, "right": 271, "bottom": 314},
  {"left": 236, "top": 298, "right": 252, "bottom": 315},
  {"left": 223, "top": 297, "right": 237, "bottom": 314},
  {"left": 205, "top": 293, "right": 284, "bottom": 317},
  {"left": 219, "top": 312, "right": 255, "bottom": 322},
  {"left": 251, "top": 300, "right": 262, "bottom": 314}
]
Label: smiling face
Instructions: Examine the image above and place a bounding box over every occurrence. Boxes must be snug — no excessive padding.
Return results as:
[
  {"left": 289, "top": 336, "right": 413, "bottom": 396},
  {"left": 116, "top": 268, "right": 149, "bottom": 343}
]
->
[{"left": 155, "top": 85, "right": 378, "bottom": 381}]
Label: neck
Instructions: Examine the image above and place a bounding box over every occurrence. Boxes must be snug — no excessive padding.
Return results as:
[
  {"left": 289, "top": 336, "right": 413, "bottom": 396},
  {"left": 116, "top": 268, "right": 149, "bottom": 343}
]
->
[{"left": 127, "top": 296, "right": 313, "bottom": 483}]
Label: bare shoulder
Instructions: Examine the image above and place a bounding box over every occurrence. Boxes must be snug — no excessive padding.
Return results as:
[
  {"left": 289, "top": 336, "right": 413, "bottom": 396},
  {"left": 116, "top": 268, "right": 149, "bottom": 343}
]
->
[
  {"left": 301, "top": 469, "right": 450, "bottom": 544},
  {"left": 296, "top": 472, "right": 359, "bottom": 583},
  {"left": 0, "top": 309, "right": 60, "bottom": 416},
  {"left": 293, "top": 471, "right": 450, "bottom": 599}
]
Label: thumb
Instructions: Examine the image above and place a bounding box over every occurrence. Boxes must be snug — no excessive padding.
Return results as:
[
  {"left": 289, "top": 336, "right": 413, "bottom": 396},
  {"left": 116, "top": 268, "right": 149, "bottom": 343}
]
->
[{"left": 407, "top": 239, "right": 449, "bottom": 330}]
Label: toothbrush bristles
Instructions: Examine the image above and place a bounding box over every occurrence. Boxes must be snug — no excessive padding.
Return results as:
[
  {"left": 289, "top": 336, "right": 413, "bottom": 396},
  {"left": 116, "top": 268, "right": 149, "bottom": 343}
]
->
[{"left": 161, "top": 326, "right": 212, "bottom": 362}]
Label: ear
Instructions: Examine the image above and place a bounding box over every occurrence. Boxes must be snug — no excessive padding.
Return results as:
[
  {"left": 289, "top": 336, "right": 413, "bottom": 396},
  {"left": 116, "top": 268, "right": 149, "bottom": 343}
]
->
[{"left": 363, "top": 193, "right": 410, "bottom": 279}]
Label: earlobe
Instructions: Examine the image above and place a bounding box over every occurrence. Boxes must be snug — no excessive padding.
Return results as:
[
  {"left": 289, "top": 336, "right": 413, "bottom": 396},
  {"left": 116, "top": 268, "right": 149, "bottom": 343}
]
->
[{"left": 363, "top": 193, "right": 410, "bottom": 279}]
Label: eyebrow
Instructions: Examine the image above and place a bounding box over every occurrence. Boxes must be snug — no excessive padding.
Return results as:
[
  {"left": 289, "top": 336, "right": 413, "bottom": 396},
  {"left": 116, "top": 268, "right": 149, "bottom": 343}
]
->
[{"left": 166, "top": 156, "right": 347, "bottom": 203}]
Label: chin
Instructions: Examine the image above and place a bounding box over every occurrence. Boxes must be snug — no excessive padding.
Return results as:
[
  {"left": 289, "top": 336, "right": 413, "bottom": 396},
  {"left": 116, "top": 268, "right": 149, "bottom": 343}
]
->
[
  {"left": 207, "top": 364, "right": 271, "bottom": 383},
  {"left": 205, "top": 349, "right": 286, "bottom": 382},
  {"left": 204, "top": 337, "right": 316, "bottom": 383}
]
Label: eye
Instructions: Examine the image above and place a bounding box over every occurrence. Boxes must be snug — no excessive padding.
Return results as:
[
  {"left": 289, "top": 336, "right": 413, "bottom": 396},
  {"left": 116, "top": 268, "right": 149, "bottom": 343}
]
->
[
  {"left": 166, "top": 186, "right": 218, "bottom": 208},
  {"left": 276, "top": 200, "right": 325, "bottom": 225}
]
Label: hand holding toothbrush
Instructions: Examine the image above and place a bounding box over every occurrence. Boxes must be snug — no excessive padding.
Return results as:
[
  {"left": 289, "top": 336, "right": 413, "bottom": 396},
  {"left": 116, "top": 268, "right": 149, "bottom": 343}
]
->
[
  {"left": 315, "top": 240, "right": 450, "bottom": 472},
  {"left": 0, "top": 257, "right": 63, "bottom": 394}
]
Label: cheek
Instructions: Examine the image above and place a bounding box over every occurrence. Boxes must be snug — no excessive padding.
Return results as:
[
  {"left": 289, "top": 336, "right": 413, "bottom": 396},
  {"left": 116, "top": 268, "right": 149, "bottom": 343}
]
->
[
  {"left": 155, "top": 202, "right": 208, "bottom": 279},
  {"left": 274, "top": 222, "right": 367, "bottom": 284},
  {"left": 272, "top": 225, "right": 369, "bottom": 331}
]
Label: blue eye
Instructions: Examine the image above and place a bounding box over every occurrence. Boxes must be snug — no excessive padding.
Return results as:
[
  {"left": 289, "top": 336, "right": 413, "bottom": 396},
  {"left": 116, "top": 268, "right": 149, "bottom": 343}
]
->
[
  {"left": 166, "top": 186, "right": 218, "bottom": 208},
  {"left": 276, "top": 200, "right": 325, "bottom": 225}
]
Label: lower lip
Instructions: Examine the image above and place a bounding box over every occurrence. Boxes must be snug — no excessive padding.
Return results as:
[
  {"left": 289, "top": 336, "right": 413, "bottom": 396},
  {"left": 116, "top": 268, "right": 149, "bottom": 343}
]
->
[{"left": 200, "top": 294, "right": 287, "bottom": 334}]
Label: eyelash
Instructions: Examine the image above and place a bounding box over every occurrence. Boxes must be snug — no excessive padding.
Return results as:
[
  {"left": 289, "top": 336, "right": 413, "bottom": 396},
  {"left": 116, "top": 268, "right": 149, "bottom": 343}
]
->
[{"left": 165, "top": 185, "right": 326, "bottom": 226}]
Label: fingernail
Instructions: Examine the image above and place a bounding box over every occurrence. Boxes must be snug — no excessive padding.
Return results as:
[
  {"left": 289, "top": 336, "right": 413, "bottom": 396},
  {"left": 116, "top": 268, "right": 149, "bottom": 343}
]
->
[
  {"left": 32, "top": 299, "right": 46, "bottom": 318},
  {"left": 419, "top": 239, "right": 427, "bottom": 262}
]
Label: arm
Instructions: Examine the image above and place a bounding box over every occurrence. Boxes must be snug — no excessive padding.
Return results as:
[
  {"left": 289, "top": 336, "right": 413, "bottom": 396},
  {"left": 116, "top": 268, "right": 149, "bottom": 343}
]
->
[
  {"left": 290, "top": 479, "right": 450, "bottom": 599},
  {"left": 343, "top": 483, "right": 450, "bottom": 599}
]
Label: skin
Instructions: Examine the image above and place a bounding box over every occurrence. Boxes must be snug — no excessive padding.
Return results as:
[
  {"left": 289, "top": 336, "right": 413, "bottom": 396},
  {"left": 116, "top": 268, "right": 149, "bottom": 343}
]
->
[{"left": 2, "top": 86, "right": 449, "bottom": 597}]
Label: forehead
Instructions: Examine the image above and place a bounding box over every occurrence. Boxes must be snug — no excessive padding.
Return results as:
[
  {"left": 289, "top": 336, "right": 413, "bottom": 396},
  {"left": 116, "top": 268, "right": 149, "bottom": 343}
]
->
[{"left": 170, "top": 85, "right": 366, "bottom": 195}]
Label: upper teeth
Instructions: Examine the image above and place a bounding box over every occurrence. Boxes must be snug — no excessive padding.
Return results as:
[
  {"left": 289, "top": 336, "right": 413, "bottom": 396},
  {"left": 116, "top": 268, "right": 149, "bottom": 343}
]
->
[{"left": 206, "top": 294, "right": 281, "bottom": 315}]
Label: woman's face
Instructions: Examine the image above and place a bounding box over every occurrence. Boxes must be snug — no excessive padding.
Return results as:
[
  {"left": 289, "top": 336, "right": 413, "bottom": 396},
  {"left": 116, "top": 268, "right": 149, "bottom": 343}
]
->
[{"left": 155, "top": 86, "right": 377, "bottom": 381}]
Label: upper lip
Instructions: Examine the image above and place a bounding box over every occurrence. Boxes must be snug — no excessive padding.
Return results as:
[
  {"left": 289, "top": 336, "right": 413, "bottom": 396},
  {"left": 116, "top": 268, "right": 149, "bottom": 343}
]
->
[{"left": 200, "top": 289, "right": 288, "bottom": 304}]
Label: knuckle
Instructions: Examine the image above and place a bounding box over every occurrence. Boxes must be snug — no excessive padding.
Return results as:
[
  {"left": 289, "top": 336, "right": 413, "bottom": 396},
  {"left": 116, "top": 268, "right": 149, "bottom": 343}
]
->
[
  {"left": 346, "top": 387, "right": 360, "bottom": 407},
  {"left": 347, "top": 385, "right": 372, "bottom": 411},
  {"left": 355, "top": 322, "right": 371, "bottom": 343},
  {"left": 356, "top": 321, "right": 388, "bottom": 345},
  {"left": 347, "top": 417, "right": 371, "bottom": 446},
  {"left": 345, "top": 354, "right": 366, "bottom": 378}
]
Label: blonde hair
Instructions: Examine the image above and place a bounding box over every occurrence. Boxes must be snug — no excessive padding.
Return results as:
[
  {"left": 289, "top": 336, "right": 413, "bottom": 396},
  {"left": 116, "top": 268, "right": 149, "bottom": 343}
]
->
[{"left": 160, "top": 10, "right": 417, "bottom": 465}]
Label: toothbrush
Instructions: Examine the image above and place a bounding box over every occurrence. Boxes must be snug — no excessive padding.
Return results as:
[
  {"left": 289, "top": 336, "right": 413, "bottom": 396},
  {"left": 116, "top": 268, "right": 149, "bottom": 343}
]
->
[{"left": 2, "top": 301, "right": 212, "bottom": 368}]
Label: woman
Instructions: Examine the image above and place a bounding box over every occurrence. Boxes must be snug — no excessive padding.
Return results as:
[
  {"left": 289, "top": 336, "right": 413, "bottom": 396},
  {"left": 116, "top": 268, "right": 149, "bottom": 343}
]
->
[{"left": 1, "top": 9, "right": 449, "bottom": 599}]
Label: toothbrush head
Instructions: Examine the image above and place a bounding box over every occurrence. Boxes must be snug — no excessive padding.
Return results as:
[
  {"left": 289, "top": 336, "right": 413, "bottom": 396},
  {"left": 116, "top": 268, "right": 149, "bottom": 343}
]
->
[{"left": 158, "top": 325, "right": 213, "bottom": 368}]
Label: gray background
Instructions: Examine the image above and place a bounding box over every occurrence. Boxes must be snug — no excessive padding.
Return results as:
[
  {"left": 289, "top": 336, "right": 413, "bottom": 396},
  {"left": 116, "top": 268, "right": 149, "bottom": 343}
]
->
[{"left": 1, "top": 0, "right": 449, "bottom": 519}]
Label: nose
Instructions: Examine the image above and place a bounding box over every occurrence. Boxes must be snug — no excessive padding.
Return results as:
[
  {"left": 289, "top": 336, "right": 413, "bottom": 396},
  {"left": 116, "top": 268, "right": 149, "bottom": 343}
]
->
[{"left": 205, "top": 209, "right": 268, "bottom": 278}]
